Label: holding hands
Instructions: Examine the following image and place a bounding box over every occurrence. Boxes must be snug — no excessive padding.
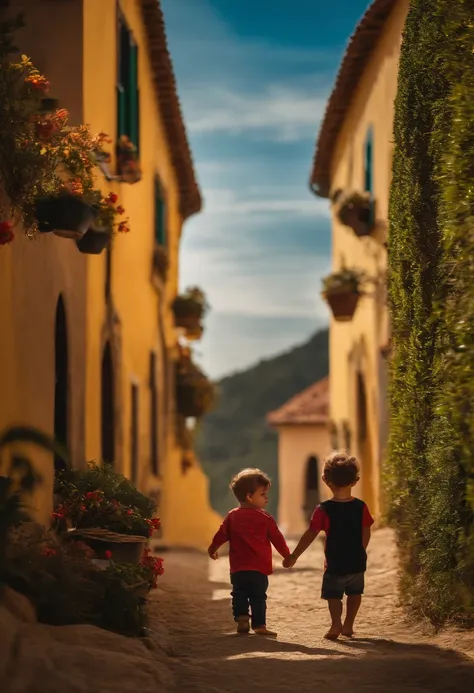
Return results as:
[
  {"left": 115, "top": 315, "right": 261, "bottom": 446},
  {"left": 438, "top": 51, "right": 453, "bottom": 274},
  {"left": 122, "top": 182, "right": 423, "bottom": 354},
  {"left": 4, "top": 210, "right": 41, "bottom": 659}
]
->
[{"left": 282, "top": 553, "right": 297, "bottom": 569}]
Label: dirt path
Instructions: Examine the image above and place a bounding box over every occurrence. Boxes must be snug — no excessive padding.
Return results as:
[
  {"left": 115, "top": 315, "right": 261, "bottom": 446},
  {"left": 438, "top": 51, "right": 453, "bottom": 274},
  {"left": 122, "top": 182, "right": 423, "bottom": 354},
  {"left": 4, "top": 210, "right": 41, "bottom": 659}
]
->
[{"left": 156, "top": 528, "right": 474, "bottom": 692}]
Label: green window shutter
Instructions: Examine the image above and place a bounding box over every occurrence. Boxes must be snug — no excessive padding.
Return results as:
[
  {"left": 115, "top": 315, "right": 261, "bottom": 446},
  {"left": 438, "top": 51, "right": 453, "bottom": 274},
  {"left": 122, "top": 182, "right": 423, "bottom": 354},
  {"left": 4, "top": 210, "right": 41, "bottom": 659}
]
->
[
  {"left": 117, "top": 17, "right": 130, "bottom": 138},
  {"left": 154, "top": 180, "right": 167, "bottom": 246},
  {"left": 128, "top": 41, "right": 139, "bottom": 148},
  {"left": 364, "top": 127, "right": 374, "bottom": 195}
]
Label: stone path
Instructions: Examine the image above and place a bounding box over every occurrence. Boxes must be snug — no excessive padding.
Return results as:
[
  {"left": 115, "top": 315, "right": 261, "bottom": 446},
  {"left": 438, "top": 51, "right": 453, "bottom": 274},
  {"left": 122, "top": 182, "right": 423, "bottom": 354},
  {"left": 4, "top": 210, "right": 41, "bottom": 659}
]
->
[{"left": 156, "top": 528, "right": 474, "bottom": 692}]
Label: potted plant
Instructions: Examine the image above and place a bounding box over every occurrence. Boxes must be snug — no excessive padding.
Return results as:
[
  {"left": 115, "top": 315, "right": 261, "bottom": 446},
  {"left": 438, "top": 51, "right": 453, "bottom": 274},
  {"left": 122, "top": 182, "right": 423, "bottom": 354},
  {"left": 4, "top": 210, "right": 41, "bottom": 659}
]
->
[
  {"left": 176, "top": 353, "right": 215, "bottom": 418},
  {"left": 104, "top": 548, "right": 164, "bottom": 598},
  {"left": 116, "top": 135, "right": 142, "bottom": 184},
  {"left": 172, "top": 287, "right": 209, "bottom": 330},
  {"left": 0, "top": 19, "right": 112, "bottom": 239},
  {"left": 54, "top": 464, "right": 160, "bottom": 563},
  {"left": 334, "top": 190, "right": 375, "bottom": 237},
  {"left": 75, "top": 191, "right": 130, "bottom": 255},
  {"left": 321, "top": 267, "right": 365, "bottom": 321}
]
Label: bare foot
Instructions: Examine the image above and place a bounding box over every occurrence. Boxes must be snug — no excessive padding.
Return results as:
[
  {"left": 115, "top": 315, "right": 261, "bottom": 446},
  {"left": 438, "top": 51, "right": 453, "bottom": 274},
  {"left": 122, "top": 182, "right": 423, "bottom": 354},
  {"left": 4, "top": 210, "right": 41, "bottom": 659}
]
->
[
  {"left": 341, "top": 629, "right": 354, "bottom": 638},
  {"left": 253, "top": 626, "right": 277, "bottom": 638},
  {"left": 324, "top": 623, "right": 342, "bottom": 640}
]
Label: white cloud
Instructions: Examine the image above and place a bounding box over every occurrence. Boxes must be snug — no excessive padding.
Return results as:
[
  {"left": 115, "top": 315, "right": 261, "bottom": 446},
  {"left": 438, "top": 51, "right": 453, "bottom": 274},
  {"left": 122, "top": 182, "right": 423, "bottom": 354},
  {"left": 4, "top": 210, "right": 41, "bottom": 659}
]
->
[
  {"left": 185, "top": 85, "right": 328, "bottom": 142},
  {"left": 198, "top": 187, "right": 330, "bottom": 218}
]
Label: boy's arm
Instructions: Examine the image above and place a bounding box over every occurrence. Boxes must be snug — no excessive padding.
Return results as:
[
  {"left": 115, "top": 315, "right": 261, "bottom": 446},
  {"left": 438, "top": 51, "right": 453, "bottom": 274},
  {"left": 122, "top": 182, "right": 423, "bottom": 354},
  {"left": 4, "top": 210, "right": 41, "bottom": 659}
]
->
[
  {"left": 362, "top": 504, "right": 374, "bottom": 550},
  {"left": 283, "top": 505, "right": 327, "bottom": 568},
  {"left": 268, "top": 518, "right": 291, "bottom": 559},
  {"left": 283, "top": 529, "right": 319, "bottom": 567},
  {"left": 208, "top": 516, "right": 229, "bottom": 560}
]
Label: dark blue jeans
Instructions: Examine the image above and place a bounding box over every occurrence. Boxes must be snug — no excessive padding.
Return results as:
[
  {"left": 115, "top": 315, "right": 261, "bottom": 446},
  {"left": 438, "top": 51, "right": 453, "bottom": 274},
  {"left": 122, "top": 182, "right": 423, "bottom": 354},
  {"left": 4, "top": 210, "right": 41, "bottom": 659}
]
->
[{"left": 230, "top": 570, "right": 268, "bottom": 628}]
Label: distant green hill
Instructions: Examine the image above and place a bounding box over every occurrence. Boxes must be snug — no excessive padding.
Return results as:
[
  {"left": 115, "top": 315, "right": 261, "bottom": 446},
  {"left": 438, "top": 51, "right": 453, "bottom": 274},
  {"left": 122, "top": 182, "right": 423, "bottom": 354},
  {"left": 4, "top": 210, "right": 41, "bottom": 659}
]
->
[{"left": 196, "top": 329, "right": 329, "bottom": 518}]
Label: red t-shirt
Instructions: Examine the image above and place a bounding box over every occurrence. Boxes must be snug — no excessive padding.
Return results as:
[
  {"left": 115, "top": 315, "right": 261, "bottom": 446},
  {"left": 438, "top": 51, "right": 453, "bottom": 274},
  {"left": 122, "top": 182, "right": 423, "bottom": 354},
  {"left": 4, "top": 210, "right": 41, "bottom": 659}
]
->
[{"left": 210, "top": 507, "right": 290, "bottom": 575}]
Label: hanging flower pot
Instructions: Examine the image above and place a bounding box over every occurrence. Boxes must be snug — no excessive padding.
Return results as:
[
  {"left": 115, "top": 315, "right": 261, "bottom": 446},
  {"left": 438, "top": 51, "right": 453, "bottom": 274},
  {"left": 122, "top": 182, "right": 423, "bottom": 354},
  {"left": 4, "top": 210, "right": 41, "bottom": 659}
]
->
[
  {"left": 322, "top": 267, "right": 365, "bottom": 322},
  {"left": 76, "top": 228, "right": 111, "bottom": 255},
  {"left": 35, "top": 194, "right": 95, "bottom": 238},
  {"left": 172, "top": 287, "right": 209, "bottom": 332},
  {"left": 335, "top": 191, "right": 374, "bottom": 238},
  {"left": 176, "top": 360, "right": 215, "bottom": 418},
  {"left": 117, "top": 135, "right": 142, "bottom": 184}
]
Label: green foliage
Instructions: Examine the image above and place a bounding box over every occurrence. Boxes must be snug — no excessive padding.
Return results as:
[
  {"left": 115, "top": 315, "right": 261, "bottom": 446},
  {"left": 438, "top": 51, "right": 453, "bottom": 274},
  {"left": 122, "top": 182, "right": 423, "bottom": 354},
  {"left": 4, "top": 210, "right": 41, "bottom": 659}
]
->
[
  {"left": 196, "top": 330, "right": 329, "bottom": 518},
  {"left": 387, "top": 0, "right": 474, "bottom": 625},
  {"left": 55, "top": 462, "right": 156, "bottom": 519},
  {"left": 5, "top": 525, "right": 147, "bottom": 636}
]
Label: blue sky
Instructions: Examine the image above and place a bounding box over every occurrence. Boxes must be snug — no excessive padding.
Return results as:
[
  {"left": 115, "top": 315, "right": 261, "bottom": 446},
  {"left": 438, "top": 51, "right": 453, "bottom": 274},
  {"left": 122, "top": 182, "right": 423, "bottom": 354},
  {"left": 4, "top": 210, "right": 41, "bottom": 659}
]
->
[{"left": 162, "top": 0, "right": 370, "bottom": 379}]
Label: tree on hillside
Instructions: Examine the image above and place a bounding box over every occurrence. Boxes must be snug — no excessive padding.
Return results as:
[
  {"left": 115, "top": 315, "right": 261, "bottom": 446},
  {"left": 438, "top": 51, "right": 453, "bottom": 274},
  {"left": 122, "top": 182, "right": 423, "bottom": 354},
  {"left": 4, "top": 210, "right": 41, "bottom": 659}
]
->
[{"left": 388, "top": 0, "right": 474, "bottom": 625}]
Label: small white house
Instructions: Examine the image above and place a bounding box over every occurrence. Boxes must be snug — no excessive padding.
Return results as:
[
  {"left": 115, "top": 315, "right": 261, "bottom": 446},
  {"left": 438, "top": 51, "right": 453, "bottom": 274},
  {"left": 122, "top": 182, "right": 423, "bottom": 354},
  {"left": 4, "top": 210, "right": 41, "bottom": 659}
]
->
[{"left": 267, "top": 378, "right": 331, "bottom": 537}]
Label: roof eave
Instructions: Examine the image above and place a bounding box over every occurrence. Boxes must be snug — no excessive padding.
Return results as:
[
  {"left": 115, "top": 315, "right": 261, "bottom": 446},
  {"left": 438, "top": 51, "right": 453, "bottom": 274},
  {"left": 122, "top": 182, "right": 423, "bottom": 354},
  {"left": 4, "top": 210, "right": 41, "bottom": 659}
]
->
[
  {"left": 139, "top": 0, "right": 202, "bottom": 221},
  {"left": 309, "top": 0, "right": 397, "bottom": 199}
]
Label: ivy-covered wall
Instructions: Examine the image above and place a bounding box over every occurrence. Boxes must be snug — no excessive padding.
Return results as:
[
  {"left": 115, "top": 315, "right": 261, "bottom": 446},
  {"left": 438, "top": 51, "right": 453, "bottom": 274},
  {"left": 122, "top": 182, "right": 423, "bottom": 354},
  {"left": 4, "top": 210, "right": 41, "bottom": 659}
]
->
[{"left": 387, "top": 0, "right": 474, "bottom": 625}]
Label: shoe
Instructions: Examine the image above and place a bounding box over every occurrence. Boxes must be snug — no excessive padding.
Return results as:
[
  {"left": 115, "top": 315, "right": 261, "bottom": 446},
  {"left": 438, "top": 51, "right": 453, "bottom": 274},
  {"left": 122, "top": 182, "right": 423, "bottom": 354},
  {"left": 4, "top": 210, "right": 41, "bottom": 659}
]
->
[
  {"left": 236, "top": 615, "right": 250, "bottom": 634},
  {"left": 253, "top": 626, "right": 277, "bottom": 637}
]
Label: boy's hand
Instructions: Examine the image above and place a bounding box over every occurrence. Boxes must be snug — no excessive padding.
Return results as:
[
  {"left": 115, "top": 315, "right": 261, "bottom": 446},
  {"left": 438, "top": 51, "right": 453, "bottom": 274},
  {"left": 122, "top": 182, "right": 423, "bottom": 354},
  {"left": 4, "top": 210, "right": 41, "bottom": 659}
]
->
[
  {"left": 208, "top": 546, "right": 218, "bottom": 560},
  {"left": 282, "top": 554, "right": 296, "bottom": 569}
]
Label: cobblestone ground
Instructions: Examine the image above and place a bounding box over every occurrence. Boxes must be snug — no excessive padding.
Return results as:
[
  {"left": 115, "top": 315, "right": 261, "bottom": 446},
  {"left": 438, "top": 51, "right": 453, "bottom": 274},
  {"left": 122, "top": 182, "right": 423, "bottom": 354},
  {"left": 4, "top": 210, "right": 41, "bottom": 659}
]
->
[{"left": 156, "top": 528, "right": 474, "bottom": 693}]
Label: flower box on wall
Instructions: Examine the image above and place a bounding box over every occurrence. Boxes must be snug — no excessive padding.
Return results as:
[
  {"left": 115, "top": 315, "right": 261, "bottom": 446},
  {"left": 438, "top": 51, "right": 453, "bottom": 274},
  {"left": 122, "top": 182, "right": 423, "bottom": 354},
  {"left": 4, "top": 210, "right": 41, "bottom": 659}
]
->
[
  {"left": 76, "top": 228, "right": 111, "bottom": 255},
  {"left": 176, "top": 349, "right": 215, "bottom": 419},
  {"left": 321, "top": 267, "right": 365, "bottom": 322}
]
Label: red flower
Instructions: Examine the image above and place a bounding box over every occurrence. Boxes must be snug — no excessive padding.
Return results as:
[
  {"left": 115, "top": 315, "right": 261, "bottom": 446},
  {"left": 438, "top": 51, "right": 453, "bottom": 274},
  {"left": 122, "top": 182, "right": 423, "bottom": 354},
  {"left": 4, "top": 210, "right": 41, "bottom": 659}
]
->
[
  {"left": 25, "top": 74, "right": 50, "bottom": 92},
  {"left": 108, "top": 192, "right": 118, "bottom": 204},
  {"left": 41, "top": 547, "right": 57, "bottom": 557},
  {"left": 127, "top": 509, "right": 133, "bottom": 516},
  {"left": 116, "top": 205, "right": 125, "bottom": 215},
  {"left": 0, "top": 221, "right": 14, "bottom": 246},
  {"left": 104, "top": 550, "right": 113, "bottom": 560}
]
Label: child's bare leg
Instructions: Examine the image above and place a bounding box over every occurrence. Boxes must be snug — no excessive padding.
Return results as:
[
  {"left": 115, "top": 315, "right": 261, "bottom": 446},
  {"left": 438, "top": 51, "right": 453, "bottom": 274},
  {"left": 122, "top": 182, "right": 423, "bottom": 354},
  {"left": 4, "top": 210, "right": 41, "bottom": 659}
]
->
[
  {"left": 325, "top": 599, "right": 343, "bottom": 639},
  {"left": 342, "top": 595, "right": 362, "bottom": 636}
]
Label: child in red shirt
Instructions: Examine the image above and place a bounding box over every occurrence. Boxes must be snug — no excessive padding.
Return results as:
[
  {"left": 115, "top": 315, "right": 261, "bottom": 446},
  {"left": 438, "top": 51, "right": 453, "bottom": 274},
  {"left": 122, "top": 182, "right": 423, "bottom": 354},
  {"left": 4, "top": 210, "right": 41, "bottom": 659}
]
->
[
  {"left": 283, "top": 451, "right": 374, "bottom": 639},
  {"left": 208, "top": 468, "right": 290, "bottom": 637}
]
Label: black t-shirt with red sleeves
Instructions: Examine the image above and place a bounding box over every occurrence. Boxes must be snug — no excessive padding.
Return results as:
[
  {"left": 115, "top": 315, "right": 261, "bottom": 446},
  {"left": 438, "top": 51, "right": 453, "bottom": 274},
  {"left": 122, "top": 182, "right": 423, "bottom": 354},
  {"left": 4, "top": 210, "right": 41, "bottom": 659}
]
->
[{"left": 310, "top": 498, "right": 374, "bottom": 576}]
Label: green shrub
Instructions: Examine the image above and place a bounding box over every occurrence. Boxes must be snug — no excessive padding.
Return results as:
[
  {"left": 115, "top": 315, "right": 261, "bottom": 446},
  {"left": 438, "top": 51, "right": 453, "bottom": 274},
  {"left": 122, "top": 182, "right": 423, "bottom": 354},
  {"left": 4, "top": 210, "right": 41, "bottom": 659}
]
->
[{"left": 387, "top": 0, "right": 474, "bottom": 625}]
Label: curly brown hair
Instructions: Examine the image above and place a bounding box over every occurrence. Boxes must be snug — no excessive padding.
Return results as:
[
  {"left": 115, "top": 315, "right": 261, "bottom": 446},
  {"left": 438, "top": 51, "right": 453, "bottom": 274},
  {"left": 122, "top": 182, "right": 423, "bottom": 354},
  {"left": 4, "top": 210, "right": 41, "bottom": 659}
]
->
[
  {"left": 322, "top": 451, "right": 360, "bottom": 488},
  {"left": 230, "top": 468, "right": 271, "bottom": 502}
]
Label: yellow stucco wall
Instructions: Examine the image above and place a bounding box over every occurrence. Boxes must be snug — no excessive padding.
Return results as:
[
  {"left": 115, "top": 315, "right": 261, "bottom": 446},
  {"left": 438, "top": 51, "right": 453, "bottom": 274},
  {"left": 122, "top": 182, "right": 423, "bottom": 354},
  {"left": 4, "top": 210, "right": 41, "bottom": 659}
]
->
[
  {"left": 276, "top": 424, "right": 331, "bottom": 537},
  {"left": 82, "top": 0, "right": 219, "bottom": 548},
  {"left": 327, "top": 0, "right": 409, "bottom": 521}
]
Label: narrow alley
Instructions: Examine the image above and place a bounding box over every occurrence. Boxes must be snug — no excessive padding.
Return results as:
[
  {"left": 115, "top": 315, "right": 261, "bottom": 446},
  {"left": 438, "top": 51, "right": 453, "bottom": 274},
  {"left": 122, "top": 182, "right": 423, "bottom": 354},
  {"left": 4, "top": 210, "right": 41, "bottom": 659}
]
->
[{"left": 157, "top": 529, "right": 474, "bottom": 693}]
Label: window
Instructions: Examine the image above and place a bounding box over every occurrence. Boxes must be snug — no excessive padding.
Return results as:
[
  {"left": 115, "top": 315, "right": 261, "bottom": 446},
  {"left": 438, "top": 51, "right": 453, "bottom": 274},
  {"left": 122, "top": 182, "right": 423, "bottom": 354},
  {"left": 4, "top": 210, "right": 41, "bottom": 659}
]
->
[
  {"left": 364, "top": 126, "right": 374, "bottom": 195},
  {"left": 117, "top": 11, "right": 139, "bottom": 149},
  {"left": 130, "top": 383, "right": 139, "bottom": 485},
  {"left": 154, "top": 178, "right": 167, "bottom": 246},
  {"left": 149, "top": 352, "right": 159, "bottom": 476}
]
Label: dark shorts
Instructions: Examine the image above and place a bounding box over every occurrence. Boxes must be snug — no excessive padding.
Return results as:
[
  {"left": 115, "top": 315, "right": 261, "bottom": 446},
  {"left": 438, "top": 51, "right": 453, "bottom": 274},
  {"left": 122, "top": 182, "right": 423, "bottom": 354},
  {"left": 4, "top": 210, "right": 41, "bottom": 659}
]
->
[{"left": 321, "top": 572, "right": 365, "bottom": 600}]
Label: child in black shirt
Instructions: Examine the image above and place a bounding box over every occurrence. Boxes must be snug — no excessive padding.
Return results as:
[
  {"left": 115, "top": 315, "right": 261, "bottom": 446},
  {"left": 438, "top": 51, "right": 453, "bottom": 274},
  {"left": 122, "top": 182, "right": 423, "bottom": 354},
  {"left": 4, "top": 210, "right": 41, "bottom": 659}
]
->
[{"left": 283, "top": 451, "right": 374, "bottom": 639}]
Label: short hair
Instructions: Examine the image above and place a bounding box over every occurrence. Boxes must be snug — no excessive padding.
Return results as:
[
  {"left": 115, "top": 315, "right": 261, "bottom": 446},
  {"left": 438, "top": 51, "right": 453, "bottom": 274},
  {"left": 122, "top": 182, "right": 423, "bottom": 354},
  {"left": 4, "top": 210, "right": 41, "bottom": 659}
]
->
[
  {"left": 322, "top": 451, "right": 360, "bottom": 487},
  {"left": 230, "top": 468, "right": 271, "bottom": 502}
]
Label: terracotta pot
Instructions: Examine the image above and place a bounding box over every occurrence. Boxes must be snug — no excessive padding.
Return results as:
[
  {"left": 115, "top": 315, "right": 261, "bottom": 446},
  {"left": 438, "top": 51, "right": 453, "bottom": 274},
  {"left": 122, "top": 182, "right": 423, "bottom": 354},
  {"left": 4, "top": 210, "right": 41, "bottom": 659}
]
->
[
  {"left": 35, "top": 195, "right": 94, "bottom": 238},
  {"left": 76, "top": 228, "right": 111, "bottom": 255},
  {"left": 324, "top": 290, "right": 360, "bottom": 322}
]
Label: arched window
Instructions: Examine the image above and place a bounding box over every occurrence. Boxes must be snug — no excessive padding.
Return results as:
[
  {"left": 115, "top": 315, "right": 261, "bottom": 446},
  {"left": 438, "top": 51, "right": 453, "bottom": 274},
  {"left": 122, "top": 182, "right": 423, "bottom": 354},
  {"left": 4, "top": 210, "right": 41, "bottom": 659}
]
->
[{"left": 54, "top": 295, "right": 68, "bottom": 471}]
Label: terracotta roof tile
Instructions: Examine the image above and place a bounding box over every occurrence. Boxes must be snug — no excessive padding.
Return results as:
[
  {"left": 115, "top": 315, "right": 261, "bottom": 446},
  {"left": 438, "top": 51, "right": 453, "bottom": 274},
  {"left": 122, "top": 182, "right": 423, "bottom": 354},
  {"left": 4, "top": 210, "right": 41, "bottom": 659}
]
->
[
  {"left": 267, "top": 377, "right": 329, "bottom": 427},
  {"left": 139, "top": 0, "right": 202, "bottom": 219},
  {"left": 309, "top": 0, "right": 397, "bottom": 198}
]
